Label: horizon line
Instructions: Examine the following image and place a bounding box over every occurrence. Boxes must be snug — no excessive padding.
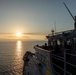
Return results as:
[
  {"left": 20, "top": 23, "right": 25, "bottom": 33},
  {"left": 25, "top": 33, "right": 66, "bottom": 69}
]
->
[{"left": 0, "top": 33, "right": 48, "bottom": 35}]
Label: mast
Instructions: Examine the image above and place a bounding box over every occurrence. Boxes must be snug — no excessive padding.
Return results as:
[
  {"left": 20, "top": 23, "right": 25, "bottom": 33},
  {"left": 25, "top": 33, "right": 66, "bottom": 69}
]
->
[
  {"left": 63, "top": 2, "right": 76, "bottom": 30},
  {"left": 54, "top": 20, "right": 56, "bottom": 33}
]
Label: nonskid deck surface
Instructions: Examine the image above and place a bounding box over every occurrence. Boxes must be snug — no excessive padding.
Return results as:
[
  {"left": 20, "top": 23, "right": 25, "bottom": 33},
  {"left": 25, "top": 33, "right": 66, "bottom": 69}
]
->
[{"left": 23, "top": 55, "right": 41, "bottom": 75}]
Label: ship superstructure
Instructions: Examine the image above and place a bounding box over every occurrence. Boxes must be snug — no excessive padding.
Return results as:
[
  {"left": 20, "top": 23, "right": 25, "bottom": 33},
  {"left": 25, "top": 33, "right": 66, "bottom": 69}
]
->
[{"left": 23, "top": 2, "right": 76, "bottom": 75}]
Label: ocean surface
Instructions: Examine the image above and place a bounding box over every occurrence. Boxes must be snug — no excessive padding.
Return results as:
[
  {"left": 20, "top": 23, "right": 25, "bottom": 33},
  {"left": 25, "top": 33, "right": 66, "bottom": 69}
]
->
[{"left": 0, "top": 40, "right": 46, "bottom": 75}]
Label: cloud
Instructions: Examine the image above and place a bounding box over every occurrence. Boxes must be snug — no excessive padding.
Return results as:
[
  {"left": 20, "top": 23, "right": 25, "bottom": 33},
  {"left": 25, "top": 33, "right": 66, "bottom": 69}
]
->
[{"left": 0, "top": 33, "right": 47, "bottom": 41}]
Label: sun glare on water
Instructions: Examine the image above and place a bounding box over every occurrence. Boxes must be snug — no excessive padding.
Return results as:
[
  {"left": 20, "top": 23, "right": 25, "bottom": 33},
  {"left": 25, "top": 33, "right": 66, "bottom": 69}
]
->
[{"left": 16, "top": 32, "right": 22, "bottom": 37}]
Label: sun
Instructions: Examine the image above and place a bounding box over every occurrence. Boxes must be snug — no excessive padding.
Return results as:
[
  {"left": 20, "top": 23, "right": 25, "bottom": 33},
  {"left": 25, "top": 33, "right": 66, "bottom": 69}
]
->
[{"left": 16, "top": 32, "right": 22, "bottom": 37}]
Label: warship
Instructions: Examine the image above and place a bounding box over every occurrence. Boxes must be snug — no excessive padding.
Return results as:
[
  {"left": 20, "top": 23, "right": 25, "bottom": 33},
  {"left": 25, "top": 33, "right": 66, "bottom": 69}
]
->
[{"left": 23, "top": 2, "right": 76, "bottom": 75}]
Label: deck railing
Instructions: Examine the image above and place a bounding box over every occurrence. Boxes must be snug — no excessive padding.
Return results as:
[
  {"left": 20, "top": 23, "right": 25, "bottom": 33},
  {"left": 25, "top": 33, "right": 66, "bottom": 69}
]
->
[
  {"left": 51, "top": 49, "right": 76, "bottom": 75},
  {"left": 48, "top": 29, "right": 74, "bottom": 36},
  {"left": 34, "top": 46, "right": 76, "bottom": 75}
]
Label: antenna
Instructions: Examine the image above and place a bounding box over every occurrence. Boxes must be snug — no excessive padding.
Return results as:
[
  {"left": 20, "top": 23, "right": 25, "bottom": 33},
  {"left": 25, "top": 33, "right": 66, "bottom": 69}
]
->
[
  {"left": 54, "top": 20, "right": 56, "bottom": 33},
  {"left": 63, "top": 2, "right": 75, "bottom": 21}
]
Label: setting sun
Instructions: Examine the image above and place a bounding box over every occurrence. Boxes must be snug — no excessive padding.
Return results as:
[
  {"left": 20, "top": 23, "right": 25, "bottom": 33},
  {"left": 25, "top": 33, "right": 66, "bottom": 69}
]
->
[{"left": 16, "top": 32, "right": 22, "bottom": 37}]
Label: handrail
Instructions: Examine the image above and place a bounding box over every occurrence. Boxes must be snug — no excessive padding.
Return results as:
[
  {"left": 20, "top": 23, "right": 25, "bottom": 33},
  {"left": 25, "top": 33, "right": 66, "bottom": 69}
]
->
[
  {"left": 51, "top": 49, "right": 76, "bottom": 75},
  {"left": 34, "top": 46, "right": 54, "bottom": 53},
  {"left": 52, "top": 63, "right": 72, "bottom": 75},
  {"left": 53, "top": 70, "right": 60, "bottom": 75},
  {"left": 34, "top": 46, "right": 76, "bottom": 75},
  {"left": 52, "top": 54, "right": 76, "bottom": 68},
  {"left": 66, "top": 53, "right": 76, "bottom": 57},
  {"left": 51, "top": 55, "right": 64, "bottom": 62},
  {"left": 52, "top": 54, "right": 64, "bottom": 59},
  {"left": 52, "top": 63, "right": 64, "bottom": 71},
  {"left": 66, "top": 61, "right": 76, "bottom": 68},
  {"left": 48, "top": 29, "right": 74, "bottom": 36}
]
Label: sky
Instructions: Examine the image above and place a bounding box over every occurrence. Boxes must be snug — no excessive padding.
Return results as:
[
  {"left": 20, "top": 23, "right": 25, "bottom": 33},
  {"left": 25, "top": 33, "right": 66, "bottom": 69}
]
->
[{"left": 0, "top": 0, "right": 76, "bottom": 41}]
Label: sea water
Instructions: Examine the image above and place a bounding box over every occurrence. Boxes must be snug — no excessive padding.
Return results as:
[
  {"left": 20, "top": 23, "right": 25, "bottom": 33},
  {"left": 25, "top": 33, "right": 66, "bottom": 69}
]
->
[{"left": 0, "top": 41, "right": 46, "bottom": 75}]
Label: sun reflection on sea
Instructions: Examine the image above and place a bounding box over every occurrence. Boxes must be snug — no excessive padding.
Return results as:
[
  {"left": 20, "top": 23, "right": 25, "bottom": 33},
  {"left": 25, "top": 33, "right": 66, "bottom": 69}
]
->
[
  {"left": 17, "top": 41, "right": 21, "bottom": 51},
  {"left": 16, "top": 40, "right": 22, "bottom": 58}
]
